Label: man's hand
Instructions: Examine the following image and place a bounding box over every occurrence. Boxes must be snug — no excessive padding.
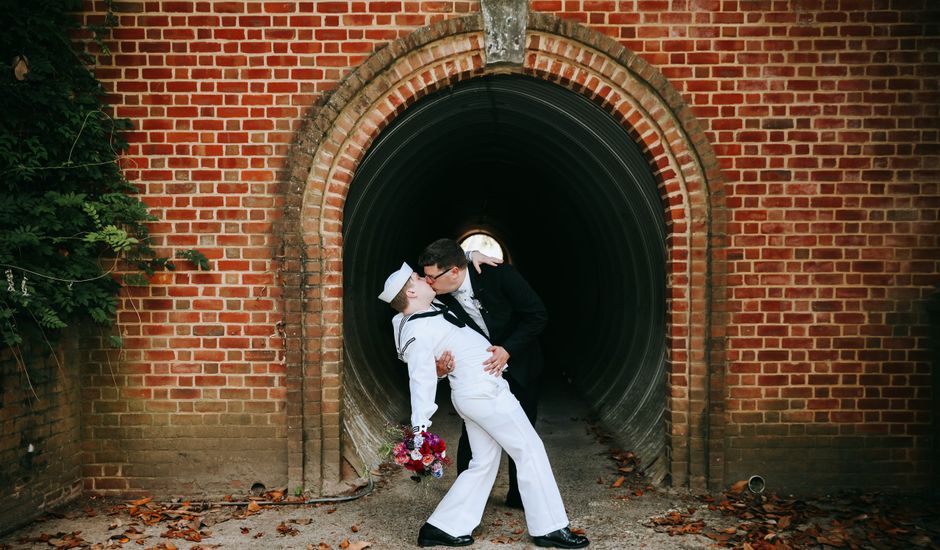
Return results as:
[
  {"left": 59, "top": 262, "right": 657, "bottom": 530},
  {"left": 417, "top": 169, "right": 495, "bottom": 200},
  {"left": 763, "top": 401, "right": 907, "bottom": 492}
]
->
[
  {"left": 482, "top": 345, "right": 510, "bottom": 375},
  {"left": 470, "top": 250, "right": 503, "bottom": 274},
  {"left": 435, "top": 350, "right": 455, "bottom": 378}
]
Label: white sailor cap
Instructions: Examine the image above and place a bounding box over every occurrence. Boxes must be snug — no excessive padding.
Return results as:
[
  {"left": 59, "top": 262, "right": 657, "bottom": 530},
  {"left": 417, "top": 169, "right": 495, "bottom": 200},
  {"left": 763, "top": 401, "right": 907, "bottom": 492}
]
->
[{"left": 378, "top": 261, "right": 413, "bottom": 303}]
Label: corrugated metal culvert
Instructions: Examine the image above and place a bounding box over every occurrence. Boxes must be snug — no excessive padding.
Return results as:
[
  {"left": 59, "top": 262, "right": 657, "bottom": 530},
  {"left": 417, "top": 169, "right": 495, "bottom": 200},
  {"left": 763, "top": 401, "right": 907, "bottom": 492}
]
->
[{"left": 343, "top": 75, "right": 668, "bottom": 482}]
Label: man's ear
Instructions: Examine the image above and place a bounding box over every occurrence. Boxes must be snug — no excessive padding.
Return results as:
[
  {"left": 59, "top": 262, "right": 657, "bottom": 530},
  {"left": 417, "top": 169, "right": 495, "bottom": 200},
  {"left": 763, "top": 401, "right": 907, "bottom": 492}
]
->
[{"left": 405, "top": 286, "right": 418, "bottom": 298}]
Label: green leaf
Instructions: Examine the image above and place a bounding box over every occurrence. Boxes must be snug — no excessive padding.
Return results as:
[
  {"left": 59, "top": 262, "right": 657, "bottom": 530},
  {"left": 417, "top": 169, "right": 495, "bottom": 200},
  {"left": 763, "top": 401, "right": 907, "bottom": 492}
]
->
[
  {"left": 176, "top": 249, "right": 211, "bottom": 271},
  {"left": 0, "top": 0, "right": 175, "bottom": 350}
]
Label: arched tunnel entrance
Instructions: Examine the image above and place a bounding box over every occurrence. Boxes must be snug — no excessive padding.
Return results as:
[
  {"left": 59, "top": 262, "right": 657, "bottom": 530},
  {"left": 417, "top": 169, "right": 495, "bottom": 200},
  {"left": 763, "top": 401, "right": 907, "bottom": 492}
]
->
[{"left": 341, "top": 74, "right": 668, "bottom": 481}]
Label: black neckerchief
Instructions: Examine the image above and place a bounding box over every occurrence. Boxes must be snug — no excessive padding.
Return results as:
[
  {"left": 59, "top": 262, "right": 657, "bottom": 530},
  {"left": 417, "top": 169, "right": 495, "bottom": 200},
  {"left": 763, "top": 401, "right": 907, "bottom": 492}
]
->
[{"left": 396, "top": 303, "right": 466, "bottom": 360}]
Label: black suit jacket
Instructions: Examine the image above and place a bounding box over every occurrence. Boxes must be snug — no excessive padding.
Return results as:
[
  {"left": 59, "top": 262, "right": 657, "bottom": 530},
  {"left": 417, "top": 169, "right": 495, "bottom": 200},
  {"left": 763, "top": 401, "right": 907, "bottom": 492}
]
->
[{"left": 437, "top": 264, "right": 547, "bottom": 388}]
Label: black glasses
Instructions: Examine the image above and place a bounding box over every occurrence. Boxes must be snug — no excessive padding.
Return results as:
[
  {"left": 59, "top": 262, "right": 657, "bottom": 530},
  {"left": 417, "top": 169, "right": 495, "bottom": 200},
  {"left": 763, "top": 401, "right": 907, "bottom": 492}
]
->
[{"left": 424, "top": 267, "right": 452, "bottom": 282}]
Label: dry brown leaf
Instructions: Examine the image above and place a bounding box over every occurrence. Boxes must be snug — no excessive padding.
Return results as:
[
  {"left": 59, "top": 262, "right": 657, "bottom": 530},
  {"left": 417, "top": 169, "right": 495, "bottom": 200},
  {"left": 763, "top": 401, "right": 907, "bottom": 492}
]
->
[
  {"left": 778, "top": 515, "right": 791, "bottom": 529},
  {"left": 276, "top": 522, "right": 299, "bottom": 537},
  {"left": 512, "top": 527, "right": 524, "bottom": 534},
  {"left": 246, "top": 501, "right": 261, "bottom": 513},
  {"left": 729, "top": 480, "right": 749, "bottom": 493},
  {"left": 347, "top": 543, "right": 372, "bottom": 550},
  {"left": 350, "top": 525, "right": 359, "bottom": 532},
  {"left": 339, "top": 539, "right": 350, "bottom": 549},
  {"left": 611, "top": 476, "right": 625, "bottom": 488},
  {"left": 570, "top": 527, "right": 586, "bottom": 535}
]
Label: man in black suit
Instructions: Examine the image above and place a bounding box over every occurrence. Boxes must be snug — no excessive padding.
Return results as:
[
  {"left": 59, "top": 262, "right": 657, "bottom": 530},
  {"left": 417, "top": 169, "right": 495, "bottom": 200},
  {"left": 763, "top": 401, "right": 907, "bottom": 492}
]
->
[{"left": 419, "top": 238, "right": 547, "bottom": 509}]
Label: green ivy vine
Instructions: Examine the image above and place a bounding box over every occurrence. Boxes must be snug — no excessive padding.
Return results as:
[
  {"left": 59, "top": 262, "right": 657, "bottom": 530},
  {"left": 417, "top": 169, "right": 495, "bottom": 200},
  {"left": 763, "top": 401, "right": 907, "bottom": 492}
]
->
[{"left": 0, "top": 0, "right": 207, "bottom": 352}]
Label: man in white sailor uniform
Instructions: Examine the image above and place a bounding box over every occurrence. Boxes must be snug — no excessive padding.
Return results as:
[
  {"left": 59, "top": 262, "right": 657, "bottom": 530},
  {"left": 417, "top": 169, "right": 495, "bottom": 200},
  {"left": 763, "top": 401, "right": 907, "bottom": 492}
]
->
[{"left": 379, "top": 262, "right": 589, "bottom": 549}]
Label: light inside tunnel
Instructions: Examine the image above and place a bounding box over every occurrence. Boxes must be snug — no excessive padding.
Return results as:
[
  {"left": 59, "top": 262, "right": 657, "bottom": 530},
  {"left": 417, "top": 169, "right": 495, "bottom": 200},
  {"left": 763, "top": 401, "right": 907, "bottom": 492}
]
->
[
  {"left": 459, "top": 232, "right": 505, "bottom": 262},
  {"left": 342, "top": 75, "right": 668, "bottom": 482}
]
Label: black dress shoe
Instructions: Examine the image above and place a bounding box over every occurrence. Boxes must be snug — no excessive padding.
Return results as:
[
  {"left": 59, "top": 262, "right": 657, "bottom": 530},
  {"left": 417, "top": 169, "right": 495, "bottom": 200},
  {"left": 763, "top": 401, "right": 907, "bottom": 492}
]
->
[
  {"left": 532, "top": 527, "right": 590, "bottom": 548},
  {"left": 417, "top": 523, "right": 474, "bottom": 547}
]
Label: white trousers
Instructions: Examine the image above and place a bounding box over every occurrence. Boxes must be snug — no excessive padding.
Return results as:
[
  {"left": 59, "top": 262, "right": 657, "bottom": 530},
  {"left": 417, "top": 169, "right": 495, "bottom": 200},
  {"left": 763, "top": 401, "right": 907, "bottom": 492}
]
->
[{"left": 427, "top": 381, "right": 569, "bottom": 537}]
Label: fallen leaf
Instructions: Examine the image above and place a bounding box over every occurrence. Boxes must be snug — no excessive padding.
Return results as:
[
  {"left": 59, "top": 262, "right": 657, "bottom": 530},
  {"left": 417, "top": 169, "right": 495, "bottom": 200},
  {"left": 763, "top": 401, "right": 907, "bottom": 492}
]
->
[
  {"left": 570, "top": 527, "right": 586, "bottom": 535},
  {"left": 351, "top": 525, "right": 359, "bottom": 532},
  {"left": 276, "top": 522, "right": 299, "bottom": 537},
  {"left": 246, "top": 501, "right": 261, "bottom": 513},
  {"left": 611, "top": 476, "right": 625, "bottom": 488},
  {"left": 130, "top": 497, "right": 153, "bottom": 506},
  {"left": 339, "top": 539, "right": 350, "bottom": 549},
  {"left": 347, "top": 543, "right": 372, "bottom": 550},
  {"left": 729, "top": 480, "right": 748, "bottom": 493}
]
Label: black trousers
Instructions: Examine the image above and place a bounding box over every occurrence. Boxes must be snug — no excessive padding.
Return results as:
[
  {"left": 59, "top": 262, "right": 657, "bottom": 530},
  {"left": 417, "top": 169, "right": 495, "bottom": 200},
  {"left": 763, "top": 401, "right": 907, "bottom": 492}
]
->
[{"left": 455, "top": 373, "right": 540, "bottom": 501}]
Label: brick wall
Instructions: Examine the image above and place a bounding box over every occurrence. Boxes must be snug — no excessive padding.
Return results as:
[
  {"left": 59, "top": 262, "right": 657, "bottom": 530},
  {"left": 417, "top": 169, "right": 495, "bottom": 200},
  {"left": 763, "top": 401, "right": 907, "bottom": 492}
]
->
[
  {"left": 0, "top": 343, "right": 82, "bottom": 534},
  {"left": 75, "top": 0, "right": 940, "bottom": 494}
]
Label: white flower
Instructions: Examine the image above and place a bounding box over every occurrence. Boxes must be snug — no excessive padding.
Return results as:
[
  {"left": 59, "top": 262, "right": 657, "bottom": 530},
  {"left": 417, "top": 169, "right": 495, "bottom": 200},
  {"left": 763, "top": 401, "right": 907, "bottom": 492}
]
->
[
  {"left": 410, "top": 449, "right": 423, "bottom": 461},
  {"left": 413, "top": 434, "right": 424, "bottom": 447}
]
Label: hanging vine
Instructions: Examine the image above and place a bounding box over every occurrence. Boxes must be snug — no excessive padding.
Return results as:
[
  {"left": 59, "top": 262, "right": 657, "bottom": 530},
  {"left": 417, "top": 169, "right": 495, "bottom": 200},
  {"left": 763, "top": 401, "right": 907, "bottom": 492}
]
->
[{"left": 0, "top": 0, "right": 206, "bottom": 353}]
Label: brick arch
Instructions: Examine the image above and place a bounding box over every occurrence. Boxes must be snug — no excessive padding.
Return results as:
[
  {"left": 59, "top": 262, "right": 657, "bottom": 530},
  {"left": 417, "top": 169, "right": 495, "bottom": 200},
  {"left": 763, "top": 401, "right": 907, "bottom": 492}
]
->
[{"left": 281, "top": 13, "right": 725, "bottom": 493}]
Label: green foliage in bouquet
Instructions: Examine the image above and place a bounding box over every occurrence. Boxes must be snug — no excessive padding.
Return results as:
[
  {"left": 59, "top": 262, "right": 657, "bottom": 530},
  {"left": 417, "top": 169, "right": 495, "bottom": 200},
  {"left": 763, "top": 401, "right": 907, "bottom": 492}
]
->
[{"left": 0, "top": 1, "right": 205, "bottom": 351}]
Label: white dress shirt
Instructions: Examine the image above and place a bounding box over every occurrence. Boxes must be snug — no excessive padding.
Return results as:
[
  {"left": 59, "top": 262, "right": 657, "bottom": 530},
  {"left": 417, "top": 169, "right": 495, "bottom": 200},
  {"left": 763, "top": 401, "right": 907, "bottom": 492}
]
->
[{"left": 452, "top": 272, "right": 489, "bottom": 337}]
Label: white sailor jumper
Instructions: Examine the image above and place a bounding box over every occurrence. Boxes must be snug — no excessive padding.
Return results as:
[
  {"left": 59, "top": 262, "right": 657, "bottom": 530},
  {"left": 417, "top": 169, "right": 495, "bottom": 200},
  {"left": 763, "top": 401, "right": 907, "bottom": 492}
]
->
[{"left": 393, "top": 306, "right": 569, "bottom": 538}]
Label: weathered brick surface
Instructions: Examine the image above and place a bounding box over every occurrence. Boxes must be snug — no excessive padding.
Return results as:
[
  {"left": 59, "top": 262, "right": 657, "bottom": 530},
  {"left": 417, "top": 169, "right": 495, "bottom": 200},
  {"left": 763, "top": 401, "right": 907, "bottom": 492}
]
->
[
  {"left": 0, "top": 343, "right": 82, "bottom": 534},
  {"left": 69, "top": 0, "right": 940, "bottom": 495}
]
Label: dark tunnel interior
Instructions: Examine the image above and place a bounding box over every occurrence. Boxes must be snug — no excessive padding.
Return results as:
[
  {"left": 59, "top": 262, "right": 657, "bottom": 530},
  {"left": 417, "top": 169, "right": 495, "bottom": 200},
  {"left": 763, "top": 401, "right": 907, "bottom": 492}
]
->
[{"left": 341, "top": 75, "right": 668, "bottom": 481}]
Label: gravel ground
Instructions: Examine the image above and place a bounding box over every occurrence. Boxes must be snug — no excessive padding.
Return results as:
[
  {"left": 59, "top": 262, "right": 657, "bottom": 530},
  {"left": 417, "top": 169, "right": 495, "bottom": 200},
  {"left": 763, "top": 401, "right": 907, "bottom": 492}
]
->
[
  {"left": 1, "top": 387, "right": 718, "bottom": 549},
  {"left": 3, "top": 386, "right": 936, "bottom": 549}
]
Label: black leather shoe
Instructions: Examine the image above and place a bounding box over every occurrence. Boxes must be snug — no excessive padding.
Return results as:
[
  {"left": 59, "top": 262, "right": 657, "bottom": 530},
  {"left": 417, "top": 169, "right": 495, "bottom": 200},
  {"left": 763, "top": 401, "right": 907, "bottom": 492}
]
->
[
  {"left": 504, "top": 493, "right": 524, "bottom": 510},
  {"left": 417, "top": 523, "right": 474, "bottom": 547},
  {"left": 532, "top": 527, "right": 590, "bottom": 548}
]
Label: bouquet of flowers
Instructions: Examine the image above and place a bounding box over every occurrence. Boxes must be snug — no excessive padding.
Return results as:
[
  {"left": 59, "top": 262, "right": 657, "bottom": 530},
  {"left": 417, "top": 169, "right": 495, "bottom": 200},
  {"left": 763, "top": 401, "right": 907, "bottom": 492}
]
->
[{"left": 380, "top": 425, "right": 450, "bottom": 480}]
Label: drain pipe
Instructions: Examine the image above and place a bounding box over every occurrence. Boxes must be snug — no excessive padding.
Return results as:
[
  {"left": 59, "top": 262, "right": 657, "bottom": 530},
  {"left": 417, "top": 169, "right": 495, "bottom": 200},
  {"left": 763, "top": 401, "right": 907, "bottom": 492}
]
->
[
  {"left": 148, "top": 476, "right": 377, "bottom": 509},
  {"left": 213, "top": 476, "right": 376, "bottom": 507}
]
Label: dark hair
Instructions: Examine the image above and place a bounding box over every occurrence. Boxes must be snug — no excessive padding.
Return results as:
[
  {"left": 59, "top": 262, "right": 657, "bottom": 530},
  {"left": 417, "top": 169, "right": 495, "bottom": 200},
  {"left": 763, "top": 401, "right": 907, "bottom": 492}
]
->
[
  {"left": 389, "top": 278, "right": 412, "bottom": 312},
  {"left": 418, "top": 238, "right": 468, "bottom": 270}
]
